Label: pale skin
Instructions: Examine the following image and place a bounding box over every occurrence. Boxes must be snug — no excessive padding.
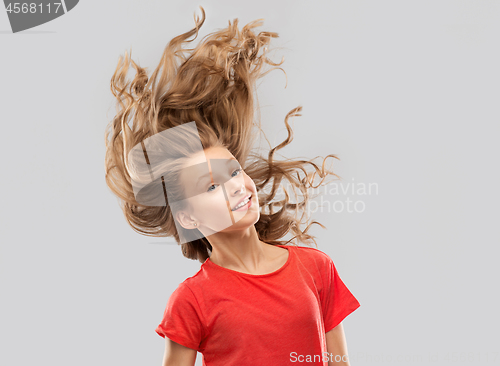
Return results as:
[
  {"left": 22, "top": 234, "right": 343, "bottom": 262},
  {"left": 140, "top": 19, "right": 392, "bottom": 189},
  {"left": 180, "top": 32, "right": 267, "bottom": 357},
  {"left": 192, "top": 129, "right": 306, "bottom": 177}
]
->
[
  {"left": 161, "top": 146, "right": 352, "bottom": 365},
  {"left": 326, "top": 322, "right": 351, "bottom": 366}
]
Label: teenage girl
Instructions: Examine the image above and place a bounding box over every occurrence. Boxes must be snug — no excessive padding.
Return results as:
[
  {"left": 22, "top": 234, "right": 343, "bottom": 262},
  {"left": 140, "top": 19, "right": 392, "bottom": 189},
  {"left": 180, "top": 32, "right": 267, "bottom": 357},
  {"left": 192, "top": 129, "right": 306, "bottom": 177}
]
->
[{"left": 105, "top": 6, "right": 360, "bottom": 366}]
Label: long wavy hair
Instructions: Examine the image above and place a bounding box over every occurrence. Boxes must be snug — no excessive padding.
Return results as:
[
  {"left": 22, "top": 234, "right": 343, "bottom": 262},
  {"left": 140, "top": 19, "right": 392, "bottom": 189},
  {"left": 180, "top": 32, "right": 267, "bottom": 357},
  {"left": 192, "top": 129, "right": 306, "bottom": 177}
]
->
[{"left": 104, "top": 6, "right": 340, "bottom": 263}]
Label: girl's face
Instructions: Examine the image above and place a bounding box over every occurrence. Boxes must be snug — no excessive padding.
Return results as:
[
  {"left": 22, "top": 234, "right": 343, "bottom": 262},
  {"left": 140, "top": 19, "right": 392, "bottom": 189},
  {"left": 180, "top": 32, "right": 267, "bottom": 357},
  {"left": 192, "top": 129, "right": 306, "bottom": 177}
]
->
[{"left": 176, "top": 146, "right": 260, "bottom": 235}]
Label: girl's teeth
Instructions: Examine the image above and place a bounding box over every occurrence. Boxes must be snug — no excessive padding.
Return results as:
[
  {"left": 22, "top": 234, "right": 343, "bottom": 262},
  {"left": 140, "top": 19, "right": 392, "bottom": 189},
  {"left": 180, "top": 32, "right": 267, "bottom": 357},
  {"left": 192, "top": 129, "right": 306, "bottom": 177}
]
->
[{"left": 234, "top": 198, "right": 249, "bottom": 210}]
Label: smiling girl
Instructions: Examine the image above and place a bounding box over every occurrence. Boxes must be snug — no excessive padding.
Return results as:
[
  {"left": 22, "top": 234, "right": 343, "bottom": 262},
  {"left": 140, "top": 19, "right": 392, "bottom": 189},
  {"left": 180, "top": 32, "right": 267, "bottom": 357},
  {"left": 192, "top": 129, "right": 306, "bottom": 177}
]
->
[{"left": 104, "top": 6, "right": 360, "bottom": 366}]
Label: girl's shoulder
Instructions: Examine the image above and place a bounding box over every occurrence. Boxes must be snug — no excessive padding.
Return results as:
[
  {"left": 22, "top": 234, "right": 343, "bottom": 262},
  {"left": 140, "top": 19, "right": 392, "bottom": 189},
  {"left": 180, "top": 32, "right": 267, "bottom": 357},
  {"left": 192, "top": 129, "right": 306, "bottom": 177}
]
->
[
  {"left": 288, "top": 244, "right": 332, "bottom": 262},
  {"left": 286, "top": 244, "right": 334, "bottom": 273}
]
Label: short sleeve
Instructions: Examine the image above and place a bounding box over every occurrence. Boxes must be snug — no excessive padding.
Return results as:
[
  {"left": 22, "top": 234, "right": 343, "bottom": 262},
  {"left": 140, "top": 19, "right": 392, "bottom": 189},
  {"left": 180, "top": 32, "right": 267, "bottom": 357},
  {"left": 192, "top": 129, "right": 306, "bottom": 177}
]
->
[
  {"left": 155, "top": 282, "right": 205, "bottom": 351},
  {"left": 321, "top": 256, "right": 361, "bottom": 333}
]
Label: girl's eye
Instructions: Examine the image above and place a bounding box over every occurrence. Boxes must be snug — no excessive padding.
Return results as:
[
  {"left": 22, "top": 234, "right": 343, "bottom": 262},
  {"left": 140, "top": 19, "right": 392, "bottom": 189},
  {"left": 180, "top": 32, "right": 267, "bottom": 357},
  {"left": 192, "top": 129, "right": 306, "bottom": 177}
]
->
[{"left": 206, "top": 168, "right": 243, "bottom": 192}]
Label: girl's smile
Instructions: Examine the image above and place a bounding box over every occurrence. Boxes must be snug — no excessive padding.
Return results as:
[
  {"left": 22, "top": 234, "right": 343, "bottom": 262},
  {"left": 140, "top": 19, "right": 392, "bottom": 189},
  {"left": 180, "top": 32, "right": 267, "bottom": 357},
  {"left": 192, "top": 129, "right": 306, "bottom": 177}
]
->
[{"left": 175, "top": 146, "right": 260, "bottom": 234}]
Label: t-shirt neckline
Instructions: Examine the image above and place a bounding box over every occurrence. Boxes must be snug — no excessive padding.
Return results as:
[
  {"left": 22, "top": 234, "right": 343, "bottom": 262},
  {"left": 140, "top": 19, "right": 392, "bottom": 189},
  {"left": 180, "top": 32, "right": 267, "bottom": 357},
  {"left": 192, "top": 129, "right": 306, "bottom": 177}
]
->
[{"left": 204, "top": 244, "right": 292, "bottom": 278}]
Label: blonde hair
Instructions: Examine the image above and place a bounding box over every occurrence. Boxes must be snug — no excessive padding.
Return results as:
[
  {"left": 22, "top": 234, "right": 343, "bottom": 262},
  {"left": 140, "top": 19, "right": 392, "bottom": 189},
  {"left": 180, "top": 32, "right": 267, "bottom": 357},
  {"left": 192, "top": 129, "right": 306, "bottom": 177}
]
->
[{"left": 104, "top": 6, "right": 340, "bottom": 263}]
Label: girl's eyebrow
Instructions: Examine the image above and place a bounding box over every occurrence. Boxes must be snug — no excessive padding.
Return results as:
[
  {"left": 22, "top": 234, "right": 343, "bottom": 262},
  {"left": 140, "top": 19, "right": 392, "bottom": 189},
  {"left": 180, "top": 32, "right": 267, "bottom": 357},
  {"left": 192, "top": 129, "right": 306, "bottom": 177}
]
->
[{"left": 195, "top": 158, "right": 239, "bottom": 187}]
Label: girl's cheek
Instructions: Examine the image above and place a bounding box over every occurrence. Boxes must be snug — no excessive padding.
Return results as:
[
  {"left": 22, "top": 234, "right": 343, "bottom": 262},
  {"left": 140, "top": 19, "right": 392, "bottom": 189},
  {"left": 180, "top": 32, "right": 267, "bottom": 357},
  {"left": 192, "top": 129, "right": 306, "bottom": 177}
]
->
[
  {"left": 213, "top": 192, "right": 228, "bottom": 208},
  {"left": 245, "top": 175, "right": 256, "bottom": 190}
]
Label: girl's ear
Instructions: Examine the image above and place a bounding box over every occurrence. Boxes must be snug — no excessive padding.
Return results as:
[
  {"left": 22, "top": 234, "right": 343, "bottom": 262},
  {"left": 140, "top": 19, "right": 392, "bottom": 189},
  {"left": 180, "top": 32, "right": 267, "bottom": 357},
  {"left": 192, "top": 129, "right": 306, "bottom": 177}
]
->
[{"left": 175, "top": 210, "right": 198, "bottom": 230}]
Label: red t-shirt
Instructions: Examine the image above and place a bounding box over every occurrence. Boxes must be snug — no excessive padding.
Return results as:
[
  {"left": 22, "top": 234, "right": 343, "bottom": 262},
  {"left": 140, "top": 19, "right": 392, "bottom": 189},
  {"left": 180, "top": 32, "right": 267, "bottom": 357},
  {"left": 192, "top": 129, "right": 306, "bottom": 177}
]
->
[{"left": 155, "top": 244, "right": 360, "bottom": 365}]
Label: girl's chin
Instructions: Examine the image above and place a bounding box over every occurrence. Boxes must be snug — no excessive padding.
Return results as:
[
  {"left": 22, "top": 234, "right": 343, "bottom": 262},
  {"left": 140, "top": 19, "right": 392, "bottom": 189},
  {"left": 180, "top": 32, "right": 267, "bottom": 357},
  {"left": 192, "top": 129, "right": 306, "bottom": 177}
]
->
[{"left": 213, "top": 215, "right": 260, "bottom": 232}]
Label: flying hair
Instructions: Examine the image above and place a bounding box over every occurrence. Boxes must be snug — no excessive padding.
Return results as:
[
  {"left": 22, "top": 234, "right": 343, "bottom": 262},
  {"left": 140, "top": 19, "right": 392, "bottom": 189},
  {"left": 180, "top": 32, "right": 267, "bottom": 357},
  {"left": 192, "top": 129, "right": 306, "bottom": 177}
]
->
[{"left": 104, "top": 6, "right": 341, "bottom": 263}]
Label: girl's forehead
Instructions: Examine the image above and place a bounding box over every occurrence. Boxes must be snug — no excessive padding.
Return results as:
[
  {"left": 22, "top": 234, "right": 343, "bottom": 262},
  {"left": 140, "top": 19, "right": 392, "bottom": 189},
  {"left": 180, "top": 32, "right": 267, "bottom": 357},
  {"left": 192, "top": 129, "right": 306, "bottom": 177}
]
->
[
  {"left": 188, "top": 147, "right": 236, "bottom": 164},
  {"left": 182, "top": 158, "right": 240, "bottom": 178}
]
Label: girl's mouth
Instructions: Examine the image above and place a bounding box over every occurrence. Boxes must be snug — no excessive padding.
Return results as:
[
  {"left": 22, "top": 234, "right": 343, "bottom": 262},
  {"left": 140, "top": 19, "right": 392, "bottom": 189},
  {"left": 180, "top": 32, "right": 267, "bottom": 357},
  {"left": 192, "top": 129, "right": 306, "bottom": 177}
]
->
[{"left": 231, "top": 195, "right": 252, "bottom": 211}]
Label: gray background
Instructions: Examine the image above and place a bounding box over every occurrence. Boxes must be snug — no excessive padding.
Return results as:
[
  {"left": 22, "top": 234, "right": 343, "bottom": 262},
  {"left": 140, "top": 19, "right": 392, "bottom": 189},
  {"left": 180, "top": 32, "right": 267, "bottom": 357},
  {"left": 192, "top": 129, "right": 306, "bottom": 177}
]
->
[{"left": 1, "top": 1, "right": 499, "bottom": 365}]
